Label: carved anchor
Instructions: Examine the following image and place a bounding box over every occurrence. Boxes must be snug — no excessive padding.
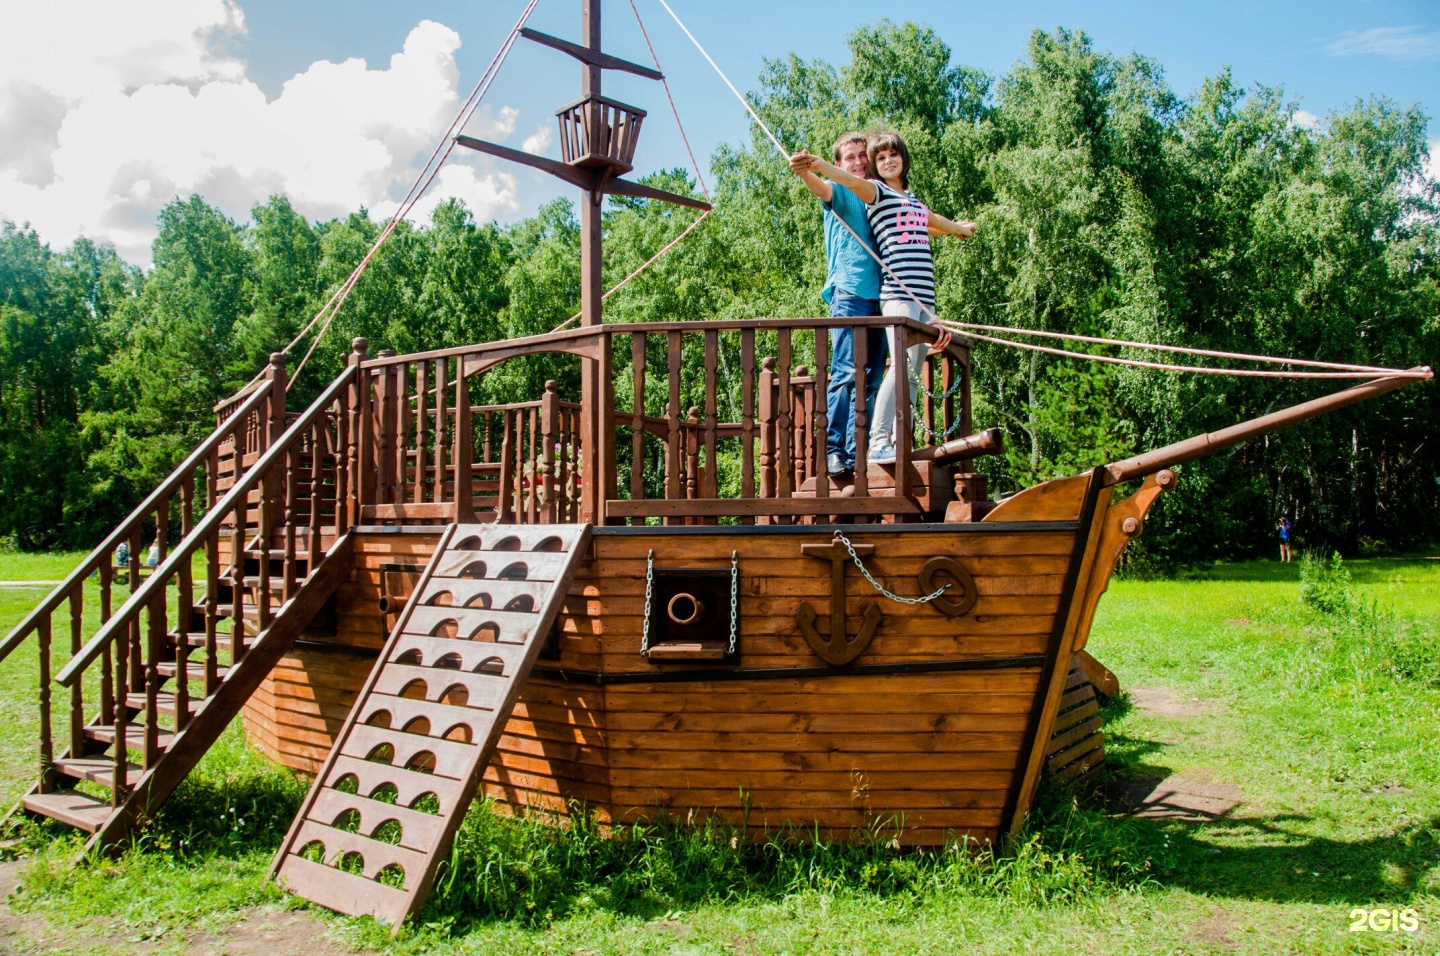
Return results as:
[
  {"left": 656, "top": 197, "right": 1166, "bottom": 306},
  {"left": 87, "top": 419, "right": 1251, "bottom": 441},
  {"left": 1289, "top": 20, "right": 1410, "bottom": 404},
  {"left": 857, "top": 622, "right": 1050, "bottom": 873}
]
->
[{"left": 797, "top": 534, "right": 883, "bottom": 666}]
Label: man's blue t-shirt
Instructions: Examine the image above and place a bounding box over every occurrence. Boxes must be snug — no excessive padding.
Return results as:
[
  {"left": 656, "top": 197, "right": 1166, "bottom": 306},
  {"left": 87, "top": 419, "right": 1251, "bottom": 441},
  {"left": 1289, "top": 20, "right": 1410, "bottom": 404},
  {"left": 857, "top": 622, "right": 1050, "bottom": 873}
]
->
[{"left": 821, "top": 182, "right": 882, "bottom": 305}]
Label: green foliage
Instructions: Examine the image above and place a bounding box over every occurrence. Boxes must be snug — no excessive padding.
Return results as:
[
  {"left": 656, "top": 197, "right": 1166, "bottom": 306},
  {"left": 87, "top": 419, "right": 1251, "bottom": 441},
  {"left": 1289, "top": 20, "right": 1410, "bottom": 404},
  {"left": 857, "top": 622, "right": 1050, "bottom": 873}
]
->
[
  {"left": 1, "top": 20, "right": 1436, "bottom": 562},
  {"left": 1299, "top": 550, "right": 1355, "bottom": 616}
]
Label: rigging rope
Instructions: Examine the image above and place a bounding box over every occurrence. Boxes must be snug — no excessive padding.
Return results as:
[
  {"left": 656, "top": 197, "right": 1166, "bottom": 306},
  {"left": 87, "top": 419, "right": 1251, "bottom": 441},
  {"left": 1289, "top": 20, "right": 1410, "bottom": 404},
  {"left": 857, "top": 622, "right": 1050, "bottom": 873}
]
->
[
  {"left": 284, "top": 0, "right": 542, "bottom": 388},
  {"left": 653, "top": 0, "right": 1429, "bottom": 381}
]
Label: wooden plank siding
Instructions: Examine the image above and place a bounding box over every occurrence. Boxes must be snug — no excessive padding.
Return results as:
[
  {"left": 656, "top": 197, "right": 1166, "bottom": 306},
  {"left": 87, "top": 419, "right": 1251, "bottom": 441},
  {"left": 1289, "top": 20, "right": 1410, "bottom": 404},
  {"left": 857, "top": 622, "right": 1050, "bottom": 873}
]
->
[{"left": 243, "top": 522, "right": 1081, "bottom": 845}]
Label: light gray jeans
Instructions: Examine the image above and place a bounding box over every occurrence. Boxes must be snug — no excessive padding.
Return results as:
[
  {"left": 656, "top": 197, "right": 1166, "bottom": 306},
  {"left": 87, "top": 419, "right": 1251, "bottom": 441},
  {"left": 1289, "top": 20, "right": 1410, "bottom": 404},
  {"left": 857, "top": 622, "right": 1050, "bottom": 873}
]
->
[{"left": 868, "top": 298, "right": 929, "bottom": 450}]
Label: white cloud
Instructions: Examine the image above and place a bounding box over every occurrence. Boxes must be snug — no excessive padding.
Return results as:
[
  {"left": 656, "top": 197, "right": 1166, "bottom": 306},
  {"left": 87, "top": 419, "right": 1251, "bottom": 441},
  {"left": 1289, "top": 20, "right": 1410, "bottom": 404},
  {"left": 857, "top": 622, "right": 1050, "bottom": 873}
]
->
[
  {"left": 0, "top": 4, "right": 522, "bottom": 264},
  {"left": 521, "top": 124, "right": 553, "bottom": 156},
  {"left": 1291, "top": 109, "right": 1320, "bottom": 130},
  {"left": 1427, "top": 140, "right": 1440, "bottom": 184},
  {"left": 1324, "top": 26, "right": 1440, "bottom": 61}
]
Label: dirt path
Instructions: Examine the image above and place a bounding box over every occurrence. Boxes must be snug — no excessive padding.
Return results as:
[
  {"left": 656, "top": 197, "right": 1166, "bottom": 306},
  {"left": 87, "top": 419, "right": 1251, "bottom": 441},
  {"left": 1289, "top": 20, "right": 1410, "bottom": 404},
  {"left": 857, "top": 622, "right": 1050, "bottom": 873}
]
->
[
  {"left": 1107, "top": 686, "right": 1244, "bottom": 821},
  {"left": 0, "top": 859, "right": 353, "bottom": 956}
]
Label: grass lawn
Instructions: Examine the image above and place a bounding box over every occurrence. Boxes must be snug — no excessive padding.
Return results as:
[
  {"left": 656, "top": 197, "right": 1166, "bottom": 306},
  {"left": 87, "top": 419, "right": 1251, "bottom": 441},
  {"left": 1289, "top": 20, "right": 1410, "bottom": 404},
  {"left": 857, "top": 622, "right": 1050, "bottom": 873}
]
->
[{"left": 0, "top": 550, "right": 1436, "bottom": 954}]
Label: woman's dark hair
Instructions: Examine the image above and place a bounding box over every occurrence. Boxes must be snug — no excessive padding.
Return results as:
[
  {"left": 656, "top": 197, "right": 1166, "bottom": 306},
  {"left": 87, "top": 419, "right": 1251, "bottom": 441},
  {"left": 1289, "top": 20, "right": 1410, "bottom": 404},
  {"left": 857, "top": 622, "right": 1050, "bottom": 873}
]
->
[{"left": 866, "top": 129, "right": 910, "bottom": 189}]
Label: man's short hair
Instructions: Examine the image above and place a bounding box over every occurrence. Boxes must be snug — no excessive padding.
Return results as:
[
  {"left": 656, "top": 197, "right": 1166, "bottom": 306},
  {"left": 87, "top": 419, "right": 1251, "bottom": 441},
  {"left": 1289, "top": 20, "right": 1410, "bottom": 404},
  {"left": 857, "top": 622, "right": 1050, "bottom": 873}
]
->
[
  {"left": 867, "top": 129, "right": 911, "bottom": 190},
  {"left": 831, "top": 131, "right": 869, "bottom": 164}
]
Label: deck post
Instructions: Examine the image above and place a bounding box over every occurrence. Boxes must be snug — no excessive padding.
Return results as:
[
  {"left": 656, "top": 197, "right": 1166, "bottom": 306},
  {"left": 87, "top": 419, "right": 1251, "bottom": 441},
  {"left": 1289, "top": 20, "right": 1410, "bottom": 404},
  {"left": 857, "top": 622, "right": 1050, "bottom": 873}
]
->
[{"left": 348, "top": 338, "right": 369, "bottom": 521}]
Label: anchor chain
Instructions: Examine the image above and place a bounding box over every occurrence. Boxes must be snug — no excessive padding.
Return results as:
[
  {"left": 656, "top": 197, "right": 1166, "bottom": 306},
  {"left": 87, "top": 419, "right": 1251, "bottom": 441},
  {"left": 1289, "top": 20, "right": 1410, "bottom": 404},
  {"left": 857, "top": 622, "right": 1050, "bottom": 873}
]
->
[
  {"left": 914, "top": 414, "right": 967, "bottom": 441},
  {"left": 728, "top": 549, "right": 739, "bottom": 656},
  {"left": 640, "top": 548, "right": 655, "bottom": 656},
  {"left": 834, "top": 532, "right": 948, "bottom": 605},
  {"left": 916, "top": 368, "right": 964, "bottom": 401}
]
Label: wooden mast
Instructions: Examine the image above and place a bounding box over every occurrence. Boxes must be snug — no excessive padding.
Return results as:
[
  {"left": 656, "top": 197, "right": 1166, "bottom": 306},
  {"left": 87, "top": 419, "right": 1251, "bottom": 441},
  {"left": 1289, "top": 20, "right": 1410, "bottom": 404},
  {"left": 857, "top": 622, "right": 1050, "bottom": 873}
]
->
[
  {"left": 452, "top": 0, "right": 711, "bottom": 522},
  {"left": 579, "top": 0, "right": 608, "bottom": 524}
]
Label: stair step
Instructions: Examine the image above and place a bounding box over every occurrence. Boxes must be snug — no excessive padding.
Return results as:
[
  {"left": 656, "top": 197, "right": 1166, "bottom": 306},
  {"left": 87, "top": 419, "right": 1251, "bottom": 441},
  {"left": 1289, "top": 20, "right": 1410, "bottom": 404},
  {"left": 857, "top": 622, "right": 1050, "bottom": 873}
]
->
[
  {"left": 249, "top": 549, "right": 316, "bottom": 561},
  {"left": 84, "top": 725, "right": 177, "bottom": 751},
  {"left": 241, "top": 575, "right": 310, "bottom": 589},
  {"left": 157, "top": 660, "right": 230, "bottom": 681},
  {"left": 172, "top": 630, "right": 252, "bottom": 649},
  {"left": 53, "top": 756, "right": 145, "bottom": 789},
  {"left": 23, "top": 790, "right": 112, "bottom": 832},
  {"left": 125, "top": 692, "right": 200, "bottom": 719}
]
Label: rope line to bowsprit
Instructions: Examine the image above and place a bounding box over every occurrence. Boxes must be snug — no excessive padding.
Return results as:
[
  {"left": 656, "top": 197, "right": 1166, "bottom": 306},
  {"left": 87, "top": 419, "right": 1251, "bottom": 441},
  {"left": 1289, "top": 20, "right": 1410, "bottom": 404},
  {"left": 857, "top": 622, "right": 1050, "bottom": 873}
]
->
[
  {"left": 281, "top": 0, "right": 541, "bottom": 389},
  {"left": 549, "top": 0, "right": 714, "bottom": 335},
  {"left": 653, "top": 0, "right": 1429, "bottom": 382}
]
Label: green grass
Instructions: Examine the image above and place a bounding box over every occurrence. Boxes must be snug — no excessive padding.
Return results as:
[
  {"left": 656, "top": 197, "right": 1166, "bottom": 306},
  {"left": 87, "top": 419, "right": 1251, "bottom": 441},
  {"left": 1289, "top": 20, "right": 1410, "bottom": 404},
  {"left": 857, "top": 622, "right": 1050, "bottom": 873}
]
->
[{"left": 0, "top": 551, "right": 1437, "bottom": 953}]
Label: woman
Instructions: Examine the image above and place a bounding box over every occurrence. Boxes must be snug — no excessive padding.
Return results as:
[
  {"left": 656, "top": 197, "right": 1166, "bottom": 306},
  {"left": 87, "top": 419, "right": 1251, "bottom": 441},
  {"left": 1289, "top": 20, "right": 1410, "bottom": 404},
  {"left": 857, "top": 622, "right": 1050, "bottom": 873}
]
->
[{"left": 794, "top": 130, "right": 976, "bottom": 463}]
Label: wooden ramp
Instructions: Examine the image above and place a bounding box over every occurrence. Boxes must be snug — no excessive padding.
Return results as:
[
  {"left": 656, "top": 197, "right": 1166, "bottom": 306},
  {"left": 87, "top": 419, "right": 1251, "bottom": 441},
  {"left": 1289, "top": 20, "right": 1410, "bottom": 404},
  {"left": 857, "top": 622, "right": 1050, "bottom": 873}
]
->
[{"left": 270, "top": 522, "right": 591, "bottom": 928}]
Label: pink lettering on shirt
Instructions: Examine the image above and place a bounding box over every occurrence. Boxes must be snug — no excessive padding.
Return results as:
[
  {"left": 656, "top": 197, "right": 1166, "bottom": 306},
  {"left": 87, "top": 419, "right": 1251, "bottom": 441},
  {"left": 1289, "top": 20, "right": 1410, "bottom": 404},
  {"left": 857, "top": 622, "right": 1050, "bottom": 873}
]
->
[{"left": 894, "top": 203, "right": 930, "bottom": 246}]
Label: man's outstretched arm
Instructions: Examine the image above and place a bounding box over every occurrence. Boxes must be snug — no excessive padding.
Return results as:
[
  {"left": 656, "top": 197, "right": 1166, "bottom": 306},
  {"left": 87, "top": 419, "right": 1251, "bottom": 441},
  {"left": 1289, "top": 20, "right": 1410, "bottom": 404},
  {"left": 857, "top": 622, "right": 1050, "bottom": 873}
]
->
[{"left": 789, "top": 151, "right": 834, "bottom": 203}]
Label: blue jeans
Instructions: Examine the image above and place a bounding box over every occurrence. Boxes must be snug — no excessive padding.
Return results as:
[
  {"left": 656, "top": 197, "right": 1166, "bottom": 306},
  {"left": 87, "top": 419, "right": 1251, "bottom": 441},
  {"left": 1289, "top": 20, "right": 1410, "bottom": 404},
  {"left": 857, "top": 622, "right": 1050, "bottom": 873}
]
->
[{"left": 825, "top": 293, "right": 887, "bottom": 463}]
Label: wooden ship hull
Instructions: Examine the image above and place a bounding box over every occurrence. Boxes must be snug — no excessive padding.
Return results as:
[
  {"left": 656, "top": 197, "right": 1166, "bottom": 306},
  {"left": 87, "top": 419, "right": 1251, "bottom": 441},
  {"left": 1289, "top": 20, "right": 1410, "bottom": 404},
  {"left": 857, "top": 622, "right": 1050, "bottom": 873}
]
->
[{"left": 243, "top": 508, "right": 1119, "bottom": 848}]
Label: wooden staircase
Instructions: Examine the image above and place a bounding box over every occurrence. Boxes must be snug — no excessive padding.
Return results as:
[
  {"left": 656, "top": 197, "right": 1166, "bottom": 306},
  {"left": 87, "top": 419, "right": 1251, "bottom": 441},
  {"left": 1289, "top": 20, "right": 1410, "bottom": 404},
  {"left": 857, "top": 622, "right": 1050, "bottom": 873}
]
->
[
  {"left": 19, "top": 537, "right": 353, "bottom": 847},
  {"left": 1, "top": 354, "right": 364, "bottom": 852},
  {"left": 270, "top": 522, "right": 591, "bottom": 929}
]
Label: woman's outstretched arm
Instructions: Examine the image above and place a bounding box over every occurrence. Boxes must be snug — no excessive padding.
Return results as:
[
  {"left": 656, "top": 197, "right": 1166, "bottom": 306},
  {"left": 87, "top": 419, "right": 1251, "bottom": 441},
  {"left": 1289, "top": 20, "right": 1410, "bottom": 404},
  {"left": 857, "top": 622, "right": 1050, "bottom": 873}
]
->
[{"left": 793, "top": 151, "right": 878, "bottom": 204}]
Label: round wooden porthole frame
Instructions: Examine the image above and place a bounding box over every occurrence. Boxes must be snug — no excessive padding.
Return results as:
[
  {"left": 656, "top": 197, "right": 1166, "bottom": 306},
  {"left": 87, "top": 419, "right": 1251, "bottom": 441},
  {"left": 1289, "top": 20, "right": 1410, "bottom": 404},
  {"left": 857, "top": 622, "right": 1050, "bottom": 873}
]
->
[{"left": 918, "top": 557, "right": 979, "bottom": 618}]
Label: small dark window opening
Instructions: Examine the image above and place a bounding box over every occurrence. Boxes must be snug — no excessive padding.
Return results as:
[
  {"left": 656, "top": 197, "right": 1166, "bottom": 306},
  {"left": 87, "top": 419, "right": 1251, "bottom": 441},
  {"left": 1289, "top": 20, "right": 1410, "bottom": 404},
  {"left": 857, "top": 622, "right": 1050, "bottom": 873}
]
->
[{"left": 645, "top": 568, "right": 738, "bottom": 664}]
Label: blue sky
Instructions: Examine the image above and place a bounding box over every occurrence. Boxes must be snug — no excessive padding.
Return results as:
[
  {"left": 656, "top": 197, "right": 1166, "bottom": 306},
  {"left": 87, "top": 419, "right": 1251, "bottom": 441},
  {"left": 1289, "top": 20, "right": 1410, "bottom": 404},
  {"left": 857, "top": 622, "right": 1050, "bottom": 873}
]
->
[
  {"left": 239, "top": 0, "right": 1439, "bottom": 208},
  {"left": 1, "top": 0, "right": 1435, "bottom": 262}
]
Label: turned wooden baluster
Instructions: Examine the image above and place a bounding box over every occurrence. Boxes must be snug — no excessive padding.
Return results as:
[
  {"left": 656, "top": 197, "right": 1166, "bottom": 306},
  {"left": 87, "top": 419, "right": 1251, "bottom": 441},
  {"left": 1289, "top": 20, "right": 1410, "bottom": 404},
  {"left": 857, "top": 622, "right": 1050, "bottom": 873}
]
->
[
  {"left": 923, "top": 357, "right": 935, "bottom": 446},
  {"left": 414, "top": 360, "right": 428, "bottom": 503},
  {"left": 175, "top": 473, "right": 195, "bottom": 730},
  {"left": 283, "top": 440, "right": 299, "bottom": 602},
  {"left": 702, "top": 330, "right": 719, "bottom": 506},
  {"left": 814, "top": 331, "right": 830, "bottom": 501},
  {"left": 776, "top": 330, "right": 793, "bottom": 514},
  {"left": 541, "top": 381, "right": 559, "bottom": 523},
  {"left": 68, "top": 591, "right": 84, "bottom": 757},
  {"left": 37, "top": 614, "right": 53, "bottom": 793},
  {"left": 229, "top": 509, "right": 246, "bottom": 663},
  {"left": 309, "top": 418, "right": 323, "bottom": 567},
  {"left": 97, "top": 560, "right": 114, "bottom": 752},
  {"left": 894, "top": 330, "right": 912, "bottom": 508},
  {"left": 665, "top": 331, "right": 682, "bottom": 509},
  {"left": 630, "top": 333, "right": 646, "bottom": 523},
  {"left": 685, "top": 406, "right": 701, "bottom": 516},
  {"left": 527, "top": 406, "right": 540, "bottom": 524},
  {"left": 396, "top": 363, "right": 411, "bottom": 504},
  {"left": 792, "top": 365, "right": 809, "bottom": 492},
  {"left": 204, "top": 449, "right": 221, "bottom": 695},
  {"left": 431, "top": 358, "right": 447, "bottom": 508},
  {"left": 351, "top": 339, "right": 372, "bottom": 519},
  {"left": 740, "top": 329, "right": 756, "bottom": 522},
  {"left": 852, "top": 327, "right": 870, "bottom": 499},
  {"left": 127, "top": 526, "right": 142, "bottom": 692},
  {"left": 758, "top": 356, "right": 777, "bottom": 513},
  {"left": 374, "top": 351, "right": 396, "bottom": 505},
  {"left": 497, "top": 408, "right": 516, "bottom": 523},
  {"left": 143, "top": 593, "right": 165, "bottom": 768},
  {"left": 455, "top": 372, "right": 473, "bottom": 521}
]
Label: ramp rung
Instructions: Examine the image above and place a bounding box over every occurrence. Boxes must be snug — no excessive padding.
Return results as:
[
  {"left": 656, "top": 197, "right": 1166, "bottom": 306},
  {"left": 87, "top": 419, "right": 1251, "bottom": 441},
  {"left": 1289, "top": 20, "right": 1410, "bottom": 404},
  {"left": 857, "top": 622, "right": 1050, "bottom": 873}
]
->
[{"left": 273, "top": 522, "right": 591, "bottom": 930}]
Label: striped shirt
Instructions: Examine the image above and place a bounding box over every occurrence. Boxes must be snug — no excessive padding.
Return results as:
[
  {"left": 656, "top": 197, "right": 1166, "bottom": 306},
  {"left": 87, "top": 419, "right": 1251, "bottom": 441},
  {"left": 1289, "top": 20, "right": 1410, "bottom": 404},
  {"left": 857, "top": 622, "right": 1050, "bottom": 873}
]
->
[{"left": 865, "top": 181, "right": 935, "bottom": 309}]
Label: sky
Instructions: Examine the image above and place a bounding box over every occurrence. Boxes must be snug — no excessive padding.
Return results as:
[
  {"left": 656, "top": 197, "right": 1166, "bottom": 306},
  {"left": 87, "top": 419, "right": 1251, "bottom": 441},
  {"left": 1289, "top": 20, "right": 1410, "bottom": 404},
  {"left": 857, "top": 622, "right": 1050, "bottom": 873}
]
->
[{"left": 1, "top": 0, "right": 1437, "bottom": 265}]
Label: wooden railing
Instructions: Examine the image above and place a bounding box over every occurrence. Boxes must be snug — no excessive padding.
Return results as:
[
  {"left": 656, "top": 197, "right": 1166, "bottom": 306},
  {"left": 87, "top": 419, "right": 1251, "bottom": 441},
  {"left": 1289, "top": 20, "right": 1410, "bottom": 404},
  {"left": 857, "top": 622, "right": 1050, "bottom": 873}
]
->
[
  {"left": 604, "top": 317, "right": 968, "bottom": 523},
  {"left": 0, "top": 357, "right": 287, "bottom": 695},
  {"left": 45, "top": 364, "right": 359, "bottom": 803},
  {"left": 352, "top": 315, "right": 970, "bottom": 526}
]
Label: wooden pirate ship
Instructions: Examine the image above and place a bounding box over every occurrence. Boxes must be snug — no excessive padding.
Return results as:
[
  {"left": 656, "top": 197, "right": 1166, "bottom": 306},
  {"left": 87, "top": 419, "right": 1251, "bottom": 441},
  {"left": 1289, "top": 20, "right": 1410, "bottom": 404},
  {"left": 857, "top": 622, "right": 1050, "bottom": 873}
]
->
[{"left": 1, "top": 0, "right": 1431, "bottom": 930}]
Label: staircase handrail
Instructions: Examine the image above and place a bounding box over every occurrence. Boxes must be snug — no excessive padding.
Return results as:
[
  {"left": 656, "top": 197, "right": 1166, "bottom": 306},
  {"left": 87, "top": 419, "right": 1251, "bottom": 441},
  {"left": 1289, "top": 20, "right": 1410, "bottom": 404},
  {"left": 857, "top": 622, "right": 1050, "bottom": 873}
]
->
[
  {"left": 0, "top": 381, "right": 277, "bottom": 666},
  {"left": 55, "top": 365, "right": 358, "bottom": 688}
]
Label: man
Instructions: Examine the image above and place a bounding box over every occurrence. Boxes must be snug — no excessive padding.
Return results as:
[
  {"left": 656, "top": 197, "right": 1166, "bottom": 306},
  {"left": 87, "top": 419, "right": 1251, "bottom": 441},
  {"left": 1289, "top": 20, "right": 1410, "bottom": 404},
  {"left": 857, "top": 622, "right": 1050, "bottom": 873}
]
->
[{"left": 790, "top": 132, "right": 888, "bottom": 477}]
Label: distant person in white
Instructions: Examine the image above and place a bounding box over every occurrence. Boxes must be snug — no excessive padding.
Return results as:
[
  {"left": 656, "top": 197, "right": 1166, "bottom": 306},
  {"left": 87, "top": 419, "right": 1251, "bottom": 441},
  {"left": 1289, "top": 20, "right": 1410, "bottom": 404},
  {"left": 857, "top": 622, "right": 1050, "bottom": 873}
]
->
[{"left": 791, "top": 130, "right": 976, "bottom": 463}]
